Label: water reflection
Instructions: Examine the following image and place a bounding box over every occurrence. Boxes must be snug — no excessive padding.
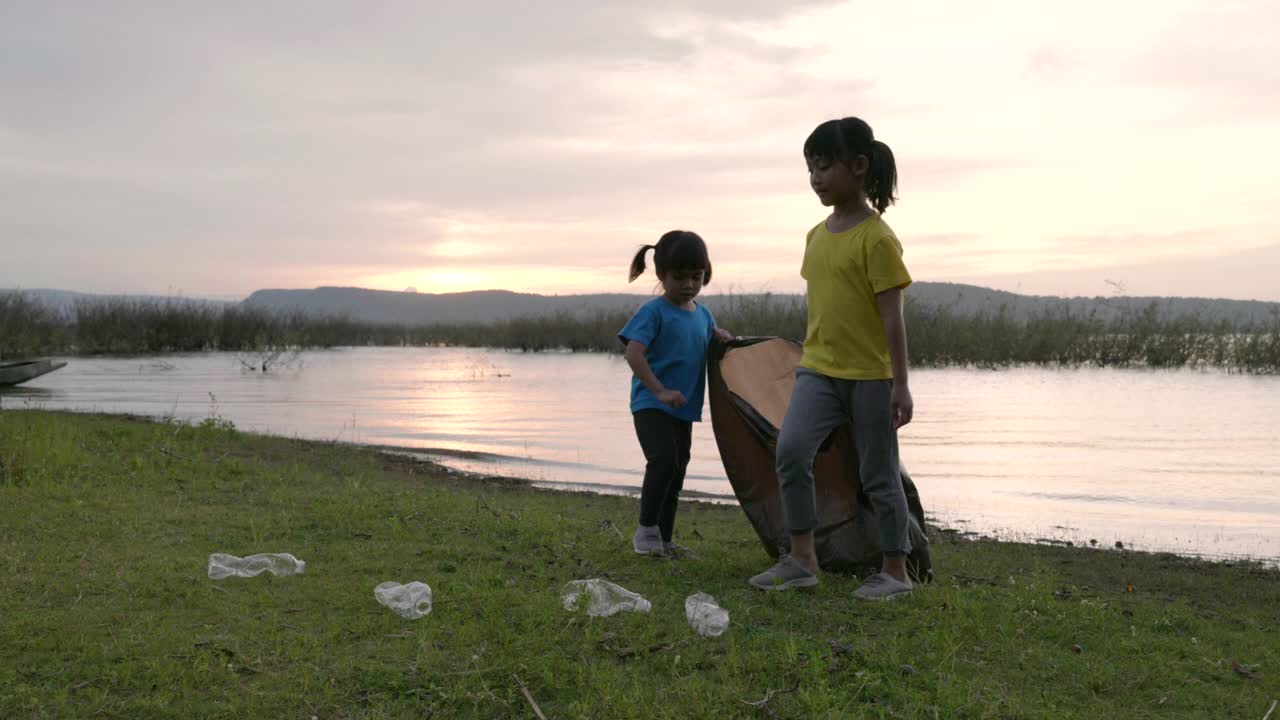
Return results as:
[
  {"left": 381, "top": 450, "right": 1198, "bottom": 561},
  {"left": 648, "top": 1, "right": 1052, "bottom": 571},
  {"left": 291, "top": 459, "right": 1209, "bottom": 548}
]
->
[{"left": 11, "top": 347, "right": 1280, "bottom": 562}]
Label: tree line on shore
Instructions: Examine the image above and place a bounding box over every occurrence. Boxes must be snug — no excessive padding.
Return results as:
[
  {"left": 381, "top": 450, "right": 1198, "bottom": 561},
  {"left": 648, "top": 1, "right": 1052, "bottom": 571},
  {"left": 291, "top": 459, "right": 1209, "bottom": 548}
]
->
[{"left": 2, "top": 291, "right": 1277, "bottom": 373}]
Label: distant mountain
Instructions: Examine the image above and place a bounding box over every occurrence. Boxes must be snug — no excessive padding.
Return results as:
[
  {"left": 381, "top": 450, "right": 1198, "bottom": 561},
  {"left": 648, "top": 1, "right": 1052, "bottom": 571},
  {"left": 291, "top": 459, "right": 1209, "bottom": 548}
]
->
[
  {"left": 242, "top": 284, "right": 1280, "bottom": 327},
  {"left": 907, "top": 282, "right": 1280, "bottom": 325}
]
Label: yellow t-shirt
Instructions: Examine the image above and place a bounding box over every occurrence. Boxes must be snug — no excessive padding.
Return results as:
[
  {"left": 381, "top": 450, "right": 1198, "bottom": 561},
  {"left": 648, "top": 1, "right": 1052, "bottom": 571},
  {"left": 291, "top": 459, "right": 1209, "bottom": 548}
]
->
[{"left": 800, "top": 214, "right": 912, "bottom": 380}]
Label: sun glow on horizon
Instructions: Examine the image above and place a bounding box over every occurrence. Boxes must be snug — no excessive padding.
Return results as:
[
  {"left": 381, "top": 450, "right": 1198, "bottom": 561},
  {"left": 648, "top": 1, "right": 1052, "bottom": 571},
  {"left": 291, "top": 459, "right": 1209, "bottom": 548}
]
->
[{"left": 360, "top": 267, "right": 636, "bottom": 296}]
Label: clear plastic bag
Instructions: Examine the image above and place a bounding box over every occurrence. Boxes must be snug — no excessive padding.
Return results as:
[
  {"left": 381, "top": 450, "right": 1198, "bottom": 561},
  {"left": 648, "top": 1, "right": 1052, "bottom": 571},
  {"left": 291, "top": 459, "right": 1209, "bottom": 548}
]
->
[{"left": 685, "top": 592, "right": 729, "bottom": 637}]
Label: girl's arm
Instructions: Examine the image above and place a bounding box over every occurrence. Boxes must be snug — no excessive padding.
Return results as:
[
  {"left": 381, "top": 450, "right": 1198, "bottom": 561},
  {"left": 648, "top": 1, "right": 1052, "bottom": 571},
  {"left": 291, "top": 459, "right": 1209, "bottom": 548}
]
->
[
  {"left": 624, "top": 340, "right": 686, "bottom": 408},
  {"left": 876, "top": 287, "right": 913, "bottom": 428}
]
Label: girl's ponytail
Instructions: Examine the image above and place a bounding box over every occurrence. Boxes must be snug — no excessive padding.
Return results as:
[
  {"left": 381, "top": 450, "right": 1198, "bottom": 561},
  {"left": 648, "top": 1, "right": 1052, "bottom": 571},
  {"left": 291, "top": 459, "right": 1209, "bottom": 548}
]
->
[
  {"left": 629, "top": 245, "right": 655, "bottom": 282},
  {"left": 866, "top": 139, "right": 898, "bottom": 214}
]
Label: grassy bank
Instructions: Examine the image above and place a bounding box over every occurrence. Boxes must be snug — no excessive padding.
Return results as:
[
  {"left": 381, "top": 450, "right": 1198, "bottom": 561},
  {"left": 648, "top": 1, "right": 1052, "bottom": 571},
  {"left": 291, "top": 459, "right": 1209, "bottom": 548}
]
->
[
  {"left": 3, "top": 290, "right": 1278, "bottom": 372},
  {"left": 1, "top": 410, "right": 1276, "bottom": 718}
]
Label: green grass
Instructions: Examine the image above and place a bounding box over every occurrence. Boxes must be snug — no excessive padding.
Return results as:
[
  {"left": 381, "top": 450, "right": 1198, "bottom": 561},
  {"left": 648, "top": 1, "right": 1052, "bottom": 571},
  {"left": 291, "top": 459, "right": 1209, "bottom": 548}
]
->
[{"left": 1, "top": 410, "right": 1277, "bottom": 718}]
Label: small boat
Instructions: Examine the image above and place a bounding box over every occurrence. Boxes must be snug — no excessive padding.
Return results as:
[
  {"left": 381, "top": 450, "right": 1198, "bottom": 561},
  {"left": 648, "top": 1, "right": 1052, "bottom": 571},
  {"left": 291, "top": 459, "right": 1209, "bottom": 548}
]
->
[{"left": 0, "top": 359, "right": 68, "bottom": 387}]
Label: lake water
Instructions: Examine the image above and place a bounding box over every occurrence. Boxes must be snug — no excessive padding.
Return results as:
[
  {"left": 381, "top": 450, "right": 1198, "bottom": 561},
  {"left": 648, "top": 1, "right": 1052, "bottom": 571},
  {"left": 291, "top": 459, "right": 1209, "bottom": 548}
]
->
[{"left": 5, "top": 347, "right": 1278, "bottom": 563}]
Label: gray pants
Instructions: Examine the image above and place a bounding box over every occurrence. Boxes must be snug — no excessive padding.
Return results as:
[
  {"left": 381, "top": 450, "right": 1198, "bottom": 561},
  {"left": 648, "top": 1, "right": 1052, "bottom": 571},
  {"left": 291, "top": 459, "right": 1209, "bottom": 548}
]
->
[{"left": 776, "top": 368, "right": 912, "bottom": 554}]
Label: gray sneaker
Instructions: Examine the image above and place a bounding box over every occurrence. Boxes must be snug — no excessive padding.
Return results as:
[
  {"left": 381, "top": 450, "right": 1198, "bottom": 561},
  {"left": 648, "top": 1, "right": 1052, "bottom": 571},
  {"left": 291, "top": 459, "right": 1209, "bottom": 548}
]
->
[
  {"left": 748, "top": 555, "right": 819, "bottom": 591},
  {"left": 632, "top": 525, "right": 664, "bottom": 556},
  {"left": 853, "top": 572, "right": 913, "bottom": 601}
]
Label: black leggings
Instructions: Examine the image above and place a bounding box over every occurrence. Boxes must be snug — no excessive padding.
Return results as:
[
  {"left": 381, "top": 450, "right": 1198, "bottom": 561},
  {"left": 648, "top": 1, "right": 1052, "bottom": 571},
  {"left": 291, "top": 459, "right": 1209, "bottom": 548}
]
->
[{"left": 633, "top": 409, "right": 692, "bottom": 542}]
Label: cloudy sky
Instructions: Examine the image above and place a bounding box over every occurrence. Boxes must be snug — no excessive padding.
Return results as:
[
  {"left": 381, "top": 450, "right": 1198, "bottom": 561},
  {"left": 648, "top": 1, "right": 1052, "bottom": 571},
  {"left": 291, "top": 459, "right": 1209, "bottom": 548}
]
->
[{"left": 3, "top": 1, "right": 1278, "bottom": 301}]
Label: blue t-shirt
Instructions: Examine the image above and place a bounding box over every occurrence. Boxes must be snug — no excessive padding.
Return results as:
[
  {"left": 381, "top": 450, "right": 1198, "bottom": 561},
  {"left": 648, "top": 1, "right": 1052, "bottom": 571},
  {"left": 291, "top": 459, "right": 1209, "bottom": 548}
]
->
[{"left": 618, "top": 297, "right": 717, "bottom": 422}]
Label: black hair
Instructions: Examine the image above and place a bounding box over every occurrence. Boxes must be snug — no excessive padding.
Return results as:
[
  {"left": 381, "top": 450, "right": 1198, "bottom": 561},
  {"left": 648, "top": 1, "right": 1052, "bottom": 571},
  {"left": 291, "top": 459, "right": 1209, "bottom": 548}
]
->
[
  {"left": 803, "top": 117, "right": 898, "bottom": 214},
  {"left": 628, "top": 230, "right": 712, "bottom": 284}
]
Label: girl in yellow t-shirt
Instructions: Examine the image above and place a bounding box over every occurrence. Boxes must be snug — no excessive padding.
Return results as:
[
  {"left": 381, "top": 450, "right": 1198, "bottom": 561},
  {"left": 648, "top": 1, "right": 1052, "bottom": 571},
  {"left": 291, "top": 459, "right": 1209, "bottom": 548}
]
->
[{"left": 748, "top": 117, "right": 917, "bottom": 600}]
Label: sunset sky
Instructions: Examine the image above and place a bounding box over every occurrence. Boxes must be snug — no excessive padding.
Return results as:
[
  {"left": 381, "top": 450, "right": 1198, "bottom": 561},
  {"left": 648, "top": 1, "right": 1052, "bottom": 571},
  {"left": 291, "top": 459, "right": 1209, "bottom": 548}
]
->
[{"left": 3, "top": 1, "right": 1278, "bottom": 301}]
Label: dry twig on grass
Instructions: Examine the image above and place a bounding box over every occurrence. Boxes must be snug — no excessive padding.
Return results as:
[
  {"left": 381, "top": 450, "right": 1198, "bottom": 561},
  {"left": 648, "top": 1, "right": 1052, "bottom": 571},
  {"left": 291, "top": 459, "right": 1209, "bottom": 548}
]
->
[
  {"left": 598, "top": 519, "right": 625, "bottom": 541},
  {"left": 1233, "top": 660, "right": 1263, "bottom": 680},
  {"left": 741, "top": 682, "right": 799, "bottom": 713},
  {"left": 511, "top": 673, "right": 547, "bottom": 720}
]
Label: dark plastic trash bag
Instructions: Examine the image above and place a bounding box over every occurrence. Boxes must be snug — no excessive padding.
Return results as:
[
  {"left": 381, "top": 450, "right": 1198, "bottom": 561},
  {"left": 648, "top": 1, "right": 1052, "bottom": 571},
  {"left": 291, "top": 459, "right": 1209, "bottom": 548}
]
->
[{"left": 708, "top": 337, "right": 933, "bottom": 582}]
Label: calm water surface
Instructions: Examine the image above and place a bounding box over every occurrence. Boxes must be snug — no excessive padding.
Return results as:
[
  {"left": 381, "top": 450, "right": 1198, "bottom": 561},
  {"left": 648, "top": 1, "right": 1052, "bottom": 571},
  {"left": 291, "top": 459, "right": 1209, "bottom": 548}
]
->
[{"left": 6, "top": 347, "right": 1278, "bottom": 562}]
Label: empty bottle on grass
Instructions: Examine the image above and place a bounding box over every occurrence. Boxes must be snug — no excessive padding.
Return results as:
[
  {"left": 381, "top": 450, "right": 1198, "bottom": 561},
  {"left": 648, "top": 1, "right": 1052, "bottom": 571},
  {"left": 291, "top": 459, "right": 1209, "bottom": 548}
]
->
[
  {"left": 207, "top": 553, "right": 306, "bottom": 580},
  {"left": 561, "top": 579, "right": 651, "bottom": 617},
  {"left": 685, "top": 592, "right": 729, "bottom": 637},
  {"left": 374, "top": 581, "right": 433, "bottom": 620}
]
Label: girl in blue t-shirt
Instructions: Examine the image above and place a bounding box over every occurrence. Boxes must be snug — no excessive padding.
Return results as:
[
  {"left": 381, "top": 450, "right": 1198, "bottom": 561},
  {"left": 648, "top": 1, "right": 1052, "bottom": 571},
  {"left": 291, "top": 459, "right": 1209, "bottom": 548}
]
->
[{"left": 618, "top": 230, "right": 734, "bottom": 557}]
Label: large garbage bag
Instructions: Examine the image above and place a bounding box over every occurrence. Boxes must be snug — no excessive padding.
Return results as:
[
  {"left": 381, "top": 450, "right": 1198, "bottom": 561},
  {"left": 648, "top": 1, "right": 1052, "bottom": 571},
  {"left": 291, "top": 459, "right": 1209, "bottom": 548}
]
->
[{"left": 708, "top": 337, "right": 933, "bottom": 581}]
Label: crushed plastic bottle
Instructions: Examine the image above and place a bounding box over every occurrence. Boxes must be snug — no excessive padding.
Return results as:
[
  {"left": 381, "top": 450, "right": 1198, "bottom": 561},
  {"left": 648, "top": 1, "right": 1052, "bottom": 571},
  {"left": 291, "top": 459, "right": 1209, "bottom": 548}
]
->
[
  {"left": 207, "top": 553, "right": 306, "bottom": 580},
  {"left": 685, "top": 592, "right": 729, "bottom": 637},
  {"left": 561, "top": 578, "right": 652, "bottom": 617},
  {"left": 374, "top": 581, "right": 433, "bottom": 619}
]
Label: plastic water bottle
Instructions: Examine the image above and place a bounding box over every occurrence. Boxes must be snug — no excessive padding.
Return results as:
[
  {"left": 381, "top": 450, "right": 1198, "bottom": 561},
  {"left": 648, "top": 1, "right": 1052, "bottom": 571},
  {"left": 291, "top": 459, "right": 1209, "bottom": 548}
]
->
[
  {"left": 374, "top": 581, "right": 433, "bottom": 620},
  {"left": 561, "top": 579, "right": 652, "bottom": 617},
  {"left": 685, "top": 592, "right": 729, "bottom": 637},
  {"left": 207, "top": 553, "right": 306, "bottom": 580}
]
